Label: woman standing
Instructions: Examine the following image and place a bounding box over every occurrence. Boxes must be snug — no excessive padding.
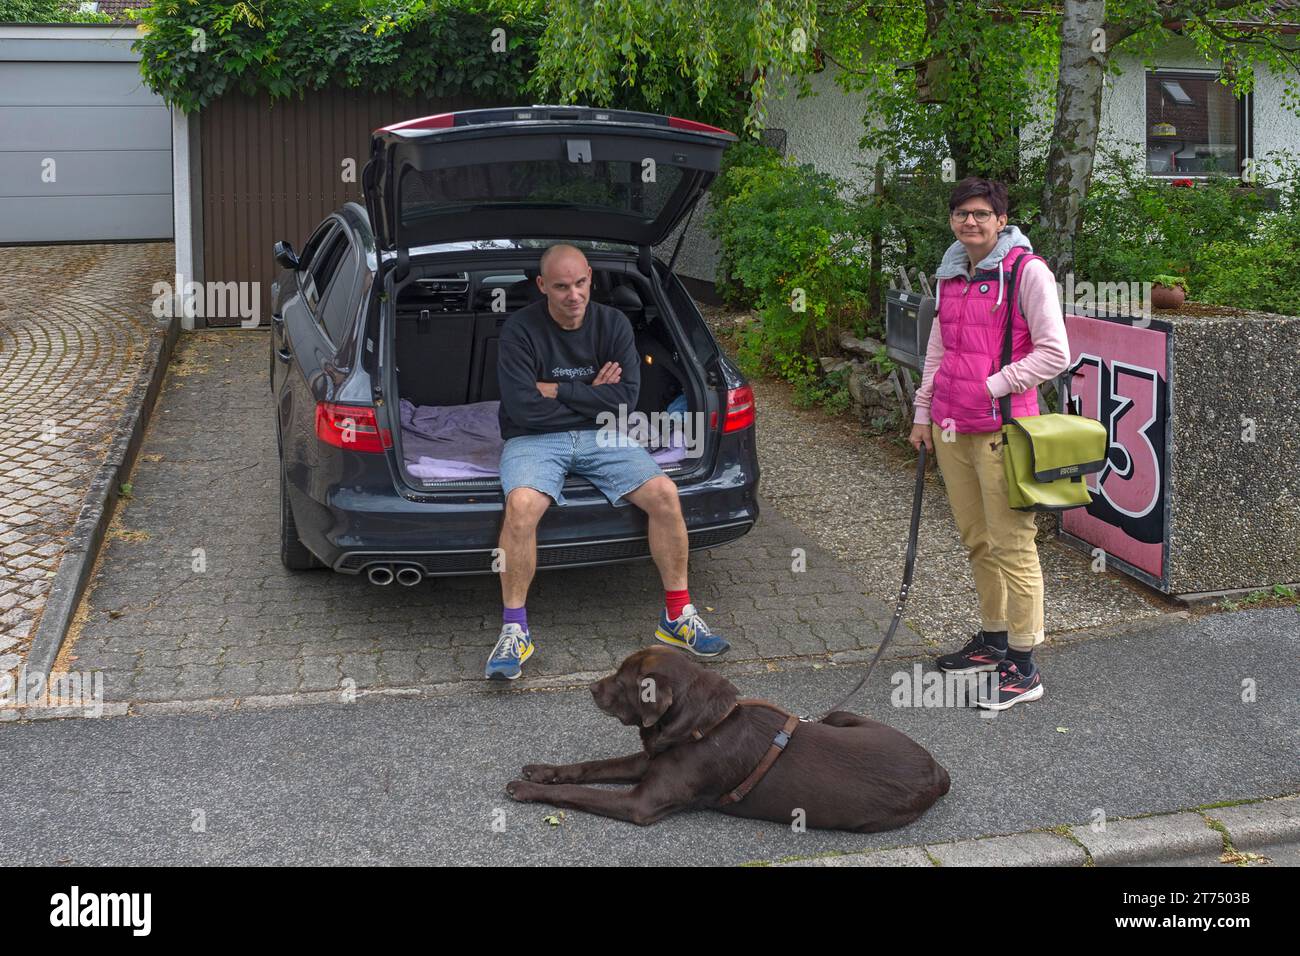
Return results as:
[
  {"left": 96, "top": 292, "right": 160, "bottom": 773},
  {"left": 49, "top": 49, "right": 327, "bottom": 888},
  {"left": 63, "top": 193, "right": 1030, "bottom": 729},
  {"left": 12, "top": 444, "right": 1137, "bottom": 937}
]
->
[{"left": 909, "top": 177, "right": 1071, "bottom": 711}]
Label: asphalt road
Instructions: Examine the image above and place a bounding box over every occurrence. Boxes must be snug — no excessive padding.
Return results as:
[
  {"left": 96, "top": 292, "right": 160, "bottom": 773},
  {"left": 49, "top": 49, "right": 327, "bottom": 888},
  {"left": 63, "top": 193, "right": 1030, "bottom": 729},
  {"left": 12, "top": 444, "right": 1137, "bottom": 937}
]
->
[{"left": 0, "top": 607, "right": 1295, "bottom": 865}]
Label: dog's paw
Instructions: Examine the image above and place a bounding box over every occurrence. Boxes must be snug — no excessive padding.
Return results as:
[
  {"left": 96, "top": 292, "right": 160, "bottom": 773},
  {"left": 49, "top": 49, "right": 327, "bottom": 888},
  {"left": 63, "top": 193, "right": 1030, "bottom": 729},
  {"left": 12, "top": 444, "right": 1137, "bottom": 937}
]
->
[
  {"left": 506, "top": 779, "right": 541, "bottom": 802},
  {"left": 521, "top": 763, "right": 563, "bottom": 784}
]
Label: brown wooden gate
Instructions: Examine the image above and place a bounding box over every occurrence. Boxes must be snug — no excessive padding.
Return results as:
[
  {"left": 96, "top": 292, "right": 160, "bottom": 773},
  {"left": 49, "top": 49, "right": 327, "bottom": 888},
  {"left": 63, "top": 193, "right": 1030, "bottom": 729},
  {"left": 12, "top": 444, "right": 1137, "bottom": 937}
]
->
[{"left": 198, "top": 88, "right": 506, "bottom": 327}]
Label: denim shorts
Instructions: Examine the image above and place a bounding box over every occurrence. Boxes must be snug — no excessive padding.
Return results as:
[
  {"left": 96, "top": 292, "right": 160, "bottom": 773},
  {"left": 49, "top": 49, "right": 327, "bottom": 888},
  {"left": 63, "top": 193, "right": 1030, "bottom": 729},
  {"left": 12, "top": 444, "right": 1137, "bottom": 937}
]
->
[{"left": 499, "top": 429, "right": 665, "bottom": 507}]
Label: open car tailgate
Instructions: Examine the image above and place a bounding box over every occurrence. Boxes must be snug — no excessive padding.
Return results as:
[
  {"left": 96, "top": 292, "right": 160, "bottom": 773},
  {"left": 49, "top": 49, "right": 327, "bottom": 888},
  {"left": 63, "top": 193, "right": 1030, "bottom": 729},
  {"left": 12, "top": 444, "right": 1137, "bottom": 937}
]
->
[{"left": 362, "top": 106, "right": 736, "bottom": 252}]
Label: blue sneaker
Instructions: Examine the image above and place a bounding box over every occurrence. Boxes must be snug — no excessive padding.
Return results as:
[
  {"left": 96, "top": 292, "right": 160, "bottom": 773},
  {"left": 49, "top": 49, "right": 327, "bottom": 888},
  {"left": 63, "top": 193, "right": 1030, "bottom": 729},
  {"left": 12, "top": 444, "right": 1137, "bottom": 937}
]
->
[
  {"left": 485, "top": 623, "right": 535, "bottom": 680},
  {"left": 655, "top": 603, "right": 730, "bottom": 658}
]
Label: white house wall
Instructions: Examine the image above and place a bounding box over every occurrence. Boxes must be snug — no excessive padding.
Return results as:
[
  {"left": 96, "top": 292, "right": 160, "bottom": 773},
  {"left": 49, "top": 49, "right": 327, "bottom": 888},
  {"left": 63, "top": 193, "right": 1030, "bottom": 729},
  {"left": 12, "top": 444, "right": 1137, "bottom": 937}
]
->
[
  {"left": 667, "top": 42, "right": 1300, "bottom": 285},
  {"left": 1250, "top": 65, "right": 1300, "bottom": 177}
]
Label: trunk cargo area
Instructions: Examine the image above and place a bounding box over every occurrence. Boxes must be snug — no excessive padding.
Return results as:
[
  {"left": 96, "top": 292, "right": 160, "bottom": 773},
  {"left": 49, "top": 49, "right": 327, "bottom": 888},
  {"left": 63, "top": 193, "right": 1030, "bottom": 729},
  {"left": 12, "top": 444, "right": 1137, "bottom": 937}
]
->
[{"left": 389, "top": 260, "right": 706, "bottom": 490}]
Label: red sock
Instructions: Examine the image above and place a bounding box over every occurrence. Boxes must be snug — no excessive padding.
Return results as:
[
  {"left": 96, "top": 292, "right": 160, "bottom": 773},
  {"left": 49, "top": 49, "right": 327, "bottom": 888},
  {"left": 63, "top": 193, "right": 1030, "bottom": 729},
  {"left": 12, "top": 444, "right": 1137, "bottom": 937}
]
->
[{"left": 665, "top": 589, "right": 691, "bottom": 621}]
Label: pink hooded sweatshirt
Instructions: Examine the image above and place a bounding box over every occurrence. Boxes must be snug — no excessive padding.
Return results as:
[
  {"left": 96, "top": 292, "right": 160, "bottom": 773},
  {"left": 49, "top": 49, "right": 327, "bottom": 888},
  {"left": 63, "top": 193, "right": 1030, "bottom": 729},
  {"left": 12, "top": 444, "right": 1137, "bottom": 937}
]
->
[{"left": 913, "top": 226, "right": 1070, "bottom": 433}]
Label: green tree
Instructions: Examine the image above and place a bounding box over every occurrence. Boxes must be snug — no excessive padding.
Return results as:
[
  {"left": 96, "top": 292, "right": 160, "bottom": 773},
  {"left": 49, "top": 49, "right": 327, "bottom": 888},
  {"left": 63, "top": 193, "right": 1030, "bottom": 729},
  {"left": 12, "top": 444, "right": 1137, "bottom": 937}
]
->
[
  {"left": 1040, "top": 0, "right": 1300, "bottom": 273},
  {"left": 527, "top": 0, "right": 819, "bottom": 133},
  {"left": 815, "top": 1, "right": 1060, "bottom": 186}
]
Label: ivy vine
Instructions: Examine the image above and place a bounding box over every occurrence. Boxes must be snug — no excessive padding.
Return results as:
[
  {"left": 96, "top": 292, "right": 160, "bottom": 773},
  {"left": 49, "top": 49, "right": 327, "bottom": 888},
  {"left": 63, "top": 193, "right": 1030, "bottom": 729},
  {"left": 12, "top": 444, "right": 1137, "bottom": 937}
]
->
[{"left": 132, "top": 1, "right": 546, "bottom": 113}]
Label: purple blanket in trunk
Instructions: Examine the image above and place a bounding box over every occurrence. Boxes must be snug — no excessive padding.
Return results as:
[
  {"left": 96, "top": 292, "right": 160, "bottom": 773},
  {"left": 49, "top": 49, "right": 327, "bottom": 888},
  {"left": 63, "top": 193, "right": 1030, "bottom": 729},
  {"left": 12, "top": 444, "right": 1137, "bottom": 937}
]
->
[{"left": 400, "top": 398, "right": 687, "bottom": 480}]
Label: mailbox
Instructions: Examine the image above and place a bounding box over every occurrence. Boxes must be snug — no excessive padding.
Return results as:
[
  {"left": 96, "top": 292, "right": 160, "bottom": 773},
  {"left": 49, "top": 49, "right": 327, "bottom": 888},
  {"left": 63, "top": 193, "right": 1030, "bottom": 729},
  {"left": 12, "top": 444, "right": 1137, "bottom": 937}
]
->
[{"left": 885, "top": 289, "right": 935, "bottom": 372}]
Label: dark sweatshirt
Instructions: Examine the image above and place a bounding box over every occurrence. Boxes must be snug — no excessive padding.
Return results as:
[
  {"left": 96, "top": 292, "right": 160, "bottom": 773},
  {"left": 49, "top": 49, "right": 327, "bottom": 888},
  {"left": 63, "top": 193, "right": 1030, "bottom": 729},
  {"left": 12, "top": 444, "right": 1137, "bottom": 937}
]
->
[{"left": 496, "top": 297, "right": 641, "bottom": 441}]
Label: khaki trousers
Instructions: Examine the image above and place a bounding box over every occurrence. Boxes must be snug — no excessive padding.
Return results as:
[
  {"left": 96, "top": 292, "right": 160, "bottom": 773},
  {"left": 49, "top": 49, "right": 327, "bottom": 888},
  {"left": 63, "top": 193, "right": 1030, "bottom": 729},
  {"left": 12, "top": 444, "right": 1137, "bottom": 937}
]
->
[{"left": 931, "top": 425, "right": 1045, "bottom": 650}]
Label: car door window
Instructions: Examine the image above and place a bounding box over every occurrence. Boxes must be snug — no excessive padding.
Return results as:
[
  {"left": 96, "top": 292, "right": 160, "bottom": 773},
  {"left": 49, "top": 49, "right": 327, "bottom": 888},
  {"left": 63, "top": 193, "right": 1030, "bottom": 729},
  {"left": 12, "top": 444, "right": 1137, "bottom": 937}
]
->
[
  {"left": 303, "top": 227, "right": 346, "bottom": 312},
  {"left": 317, "top": 237, "right": 361, "bottom": 346},
  {"left": 665, "top": 269, "right": 718, "bottom": 363},
  {"left": 298, "top": 221, "right": 334, "bottom": 274}
]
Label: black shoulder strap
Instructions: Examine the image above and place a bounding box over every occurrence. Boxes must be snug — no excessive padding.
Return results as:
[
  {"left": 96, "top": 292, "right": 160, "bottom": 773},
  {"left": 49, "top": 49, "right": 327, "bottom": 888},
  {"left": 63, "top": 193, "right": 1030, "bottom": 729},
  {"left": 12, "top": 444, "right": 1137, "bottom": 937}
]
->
[{"left": 998, "top": 253, "right": 1032, "bottom": 425}]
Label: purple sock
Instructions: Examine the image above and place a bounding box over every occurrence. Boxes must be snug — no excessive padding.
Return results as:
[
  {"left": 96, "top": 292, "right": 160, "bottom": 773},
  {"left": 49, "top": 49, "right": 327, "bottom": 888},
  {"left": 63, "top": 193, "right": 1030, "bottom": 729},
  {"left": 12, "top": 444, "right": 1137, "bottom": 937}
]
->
[{"left": 503, "top": 605, "right": 528, "bottom": 632}]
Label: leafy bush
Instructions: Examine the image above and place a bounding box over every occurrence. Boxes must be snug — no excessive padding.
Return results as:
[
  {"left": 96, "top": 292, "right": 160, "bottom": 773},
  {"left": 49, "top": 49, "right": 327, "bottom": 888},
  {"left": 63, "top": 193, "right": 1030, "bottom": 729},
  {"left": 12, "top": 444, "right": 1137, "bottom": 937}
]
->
[
  {"left": 1192, "top": 156, "right": 1300, "bottom": 314},
  {"left": 706, "top": 117, "right": 1300, "bottom": 429},
  {"left": 705, "top": 142, "right": 872, "bottom": 376},
  {"left": 794, "top": 365, "right": 853, "bottom": 414},
  {"left": 852, "top": 166, "right": 953, "bottom": 296},
  {"left": 133, "top": 0, "right": 546, "bottom": 112},
  {"left": 706, "top": 142, "right": 1052, "bottom": 409},
  {"left": 0, "top": 0, "right": 111, "bottom": 21},
  {"left": 1073, "top": 147, "right": 1300, "bottom": 314},
  {"left": 1074, "top": 146, "right": 1272, "bottom": 284},
  {"left": 706, "top": 141, "right": 786, "bottom": 309},
  {"left": 1194, "top": 213, "right": 1300, "bottom": 315}
]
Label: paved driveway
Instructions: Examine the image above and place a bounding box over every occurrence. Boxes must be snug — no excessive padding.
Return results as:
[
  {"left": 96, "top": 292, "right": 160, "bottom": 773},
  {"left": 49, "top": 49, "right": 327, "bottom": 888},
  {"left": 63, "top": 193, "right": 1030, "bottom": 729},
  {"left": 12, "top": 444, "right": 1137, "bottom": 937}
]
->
[
  {"left": 63, "top": 331, "right": 909, "bottom": 704},
  {"left": 0, "top": 243, "right": 173, "bottom": 665}
]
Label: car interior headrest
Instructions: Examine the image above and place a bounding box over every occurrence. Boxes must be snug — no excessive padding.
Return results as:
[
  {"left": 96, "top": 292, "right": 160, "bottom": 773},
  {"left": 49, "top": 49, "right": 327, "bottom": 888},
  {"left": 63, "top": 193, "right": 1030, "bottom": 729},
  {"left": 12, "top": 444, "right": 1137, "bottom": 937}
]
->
[
  {"left": 506, "top": 268, "right": 544, "bottom": 304},
  {"left": 610, "top": 284, "right": 642, "bottom": 310}
]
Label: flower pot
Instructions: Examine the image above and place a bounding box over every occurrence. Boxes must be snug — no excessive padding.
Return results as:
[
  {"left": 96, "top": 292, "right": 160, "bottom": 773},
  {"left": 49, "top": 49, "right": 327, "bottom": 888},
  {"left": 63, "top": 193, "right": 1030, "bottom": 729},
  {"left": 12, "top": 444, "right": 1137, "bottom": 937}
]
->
[{"left": 1151, "top": 283, "right": 1186, "bottom": 310}]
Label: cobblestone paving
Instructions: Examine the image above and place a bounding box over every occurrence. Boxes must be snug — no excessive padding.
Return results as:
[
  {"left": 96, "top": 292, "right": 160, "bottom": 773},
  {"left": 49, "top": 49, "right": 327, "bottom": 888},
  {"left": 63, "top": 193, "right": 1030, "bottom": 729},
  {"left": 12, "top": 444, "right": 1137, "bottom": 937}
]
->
[
  {"left": 0, "top": 243, "right": 174, "bottom": 667},
  {"left": 64, "top": 331, "right": 910, "bottom": 704}
]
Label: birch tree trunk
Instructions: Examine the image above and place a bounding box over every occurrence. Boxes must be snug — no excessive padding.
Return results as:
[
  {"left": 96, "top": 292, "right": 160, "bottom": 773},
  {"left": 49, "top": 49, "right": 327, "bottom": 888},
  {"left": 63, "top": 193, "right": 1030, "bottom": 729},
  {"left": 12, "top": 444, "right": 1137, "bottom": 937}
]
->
[{"left": 1038, "top": 0, "right": 1111, "bottom": 275}]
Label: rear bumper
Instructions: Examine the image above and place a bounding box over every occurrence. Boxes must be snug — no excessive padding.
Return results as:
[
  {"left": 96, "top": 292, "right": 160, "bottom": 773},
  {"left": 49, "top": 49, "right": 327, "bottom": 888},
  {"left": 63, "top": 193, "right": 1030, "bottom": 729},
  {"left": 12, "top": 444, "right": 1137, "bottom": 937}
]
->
[
  {"left": 287, "top": 449, "right": 760, "bottom": 577},
  {"left": 332, "top": 517, "right": 755, "bottom": 575}
]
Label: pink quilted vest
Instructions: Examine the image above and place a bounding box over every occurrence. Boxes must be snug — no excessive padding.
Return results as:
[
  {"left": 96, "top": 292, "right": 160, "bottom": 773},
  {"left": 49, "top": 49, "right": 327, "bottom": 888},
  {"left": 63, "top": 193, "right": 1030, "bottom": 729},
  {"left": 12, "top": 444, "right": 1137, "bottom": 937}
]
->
[{"left": 929, "top": 245, "right": 1042, "bottom": 434}]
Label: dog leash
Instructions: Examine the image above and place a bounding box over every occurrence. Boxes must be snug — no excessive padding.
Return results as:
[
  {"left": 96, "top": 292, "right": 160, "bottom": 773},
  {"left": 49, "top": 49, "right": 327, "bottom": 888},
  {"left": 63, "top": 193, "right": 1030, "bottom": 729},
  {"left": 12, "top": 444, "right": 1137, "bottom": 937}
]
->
[{"left": 811, "top": 443, "right": 927, "bottom": 720}]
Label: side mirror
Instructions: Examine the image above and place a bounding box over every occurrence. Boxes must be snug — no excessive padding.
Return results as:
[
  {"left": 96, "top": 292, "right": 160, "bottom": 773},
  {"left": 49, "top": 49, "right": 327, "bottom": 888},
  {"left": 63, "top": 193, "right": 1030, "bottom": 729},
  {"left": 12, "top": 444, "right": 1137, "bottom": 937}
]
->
[{"left": 274, "top": 240, "right": 300, "bottom": 271}]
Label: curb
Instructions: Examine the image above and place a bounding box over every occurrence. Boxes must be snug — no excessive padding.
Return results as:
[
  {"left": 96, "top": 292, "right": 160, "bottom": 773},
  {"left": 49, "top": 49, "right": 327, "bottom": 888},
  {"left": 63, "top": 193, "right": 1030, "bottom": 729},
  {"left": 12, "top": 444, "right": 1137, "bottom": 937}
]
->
[
  {"left": 772, "top": 794, "right": 1299, "bottom": 867},
  {"left": 1173, "top": 583, "right": 1300, "bottom": 608},
  {"left": 0, "top": 608, "right": 1225, "bottom": 724},
  {"left": 23, "top": 310, "right": 180, "bottom": 682}
]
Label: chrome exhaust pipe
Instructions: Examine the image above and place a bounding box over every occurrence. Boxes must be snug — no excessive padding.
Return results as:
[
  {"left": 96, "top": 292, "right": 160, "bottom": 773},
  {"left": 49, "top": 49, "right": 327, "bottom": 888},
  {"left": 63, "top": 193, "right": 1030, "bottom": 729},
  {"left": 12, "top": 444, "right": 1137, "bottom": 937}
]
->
[
  {"left": 395, "top": 565, "right": 423, "bottom": 586},
  {"left": 367, "top": 564, "right": 395, "bottom": 586}
]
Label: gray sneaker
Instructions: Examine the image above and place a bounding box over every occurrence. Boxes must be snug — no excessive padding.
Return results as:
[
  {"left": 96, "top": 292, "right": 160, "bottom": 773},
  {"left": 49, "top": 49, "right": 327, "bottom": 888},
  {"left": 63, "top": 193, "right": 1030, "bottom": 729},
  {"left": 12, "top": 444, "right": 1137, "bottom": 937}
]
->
[{"left": 485, "top": 623, "right": 535, "bottom": 680}]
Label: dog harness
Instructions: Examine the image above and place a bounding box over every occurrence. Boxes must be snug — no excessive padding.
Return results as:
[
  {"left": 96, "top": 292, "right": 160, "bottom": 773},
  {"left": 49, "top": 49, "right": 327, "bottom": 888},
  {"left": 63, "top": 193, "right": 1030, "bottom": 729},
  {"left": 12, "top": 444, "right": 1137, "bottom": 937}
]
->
[{"left": 689, "top": 698, "right": 802, "bottom": 807}]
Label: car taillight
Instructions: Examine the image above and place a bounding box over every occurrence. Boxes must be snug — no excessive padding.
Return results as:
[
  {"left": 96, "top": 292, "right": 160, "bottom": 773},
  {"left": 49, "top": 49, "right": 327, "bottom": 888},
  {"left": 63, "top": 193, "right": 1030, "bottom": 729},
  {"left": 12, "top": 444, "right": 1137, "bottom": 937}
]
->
[
  {"left": 315, "top": 403, "right": 392, "bottom": 453},
  {"left": 710, "top": 385, "right": 755, "bottom": 433}
]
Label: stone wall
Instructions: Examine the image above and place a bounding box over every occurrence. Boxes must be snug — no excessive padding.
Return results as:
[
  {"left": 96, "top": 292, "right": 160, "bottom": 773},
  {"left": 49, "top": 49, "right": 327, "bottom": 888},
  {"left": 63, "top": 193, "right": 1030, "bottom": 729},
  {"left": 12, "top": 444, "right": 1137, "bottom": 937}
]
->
[{"left": 1166, "top": 310, "right": 1300, "bottom": 593}]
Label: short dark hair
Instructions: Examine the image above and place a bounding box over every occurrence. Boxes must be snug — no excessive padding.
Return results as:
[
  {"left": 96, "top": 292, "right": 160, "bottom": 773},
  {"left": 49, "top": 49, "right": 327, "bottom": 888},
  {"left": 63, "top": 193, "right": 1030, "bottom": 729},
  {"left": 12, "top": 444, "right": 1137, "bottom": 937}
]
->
[{"left": 949, "top": 177, "right": 1008, "bottom": 217}]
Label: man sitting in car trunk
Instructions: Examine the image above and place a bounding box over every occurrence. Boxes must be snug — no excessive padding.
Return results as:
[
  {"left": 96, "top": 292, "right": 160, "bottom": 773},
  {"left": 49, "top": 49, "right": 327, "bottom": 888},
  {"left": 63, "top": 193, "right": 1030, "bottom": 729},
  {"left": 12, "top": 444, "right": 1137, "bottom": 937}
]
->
[{"left": 486, "top": 243, "right": 729, "bottom": 680}]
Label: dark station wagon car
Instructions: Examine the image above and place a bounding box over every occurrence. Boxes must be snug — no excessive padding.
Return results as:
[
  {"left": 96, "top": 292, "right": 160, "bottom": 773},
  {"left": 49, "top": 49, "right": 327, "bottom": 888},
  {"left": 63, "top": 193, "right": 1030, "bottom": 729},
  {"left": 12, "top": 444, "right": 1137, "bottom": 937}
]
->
[{"left": 270, "top": 106, "right": 761, "bottom": 584}]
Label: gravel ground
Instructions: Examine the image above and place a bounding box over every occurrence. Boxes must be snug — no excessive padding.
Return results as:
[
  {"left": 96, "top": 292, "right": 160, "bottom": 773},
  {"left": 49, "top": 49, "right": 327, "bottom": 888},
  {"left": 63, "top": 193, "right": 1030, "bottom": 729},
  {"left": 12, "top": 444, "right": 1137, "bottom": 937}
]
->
[{"left": 697, "top": 303, "right": 1173, "bottom": 648}]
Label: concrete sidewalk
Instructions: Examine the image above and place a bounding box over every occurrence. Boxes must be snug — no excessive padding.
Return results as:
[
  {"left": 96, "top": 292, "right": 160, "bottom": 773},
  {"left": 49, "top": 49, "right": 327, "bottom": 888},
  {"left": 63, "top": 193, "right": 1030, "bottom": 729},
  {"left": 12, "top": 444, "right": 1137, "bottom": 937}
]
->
[{"left": 0, "top": 605, "right": 1294, "bottom": 865}]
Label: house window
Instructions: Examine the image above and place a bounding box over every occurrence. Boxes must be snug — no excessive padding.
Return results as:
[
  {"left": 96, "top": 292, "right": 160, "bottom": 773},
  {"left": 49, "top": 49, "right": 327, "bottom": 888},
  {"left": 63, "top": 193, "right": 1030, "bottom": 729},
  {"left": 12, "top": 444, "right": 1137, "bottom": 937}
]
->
[{"left": 1145, "top": 70, "right": 1250, "bottom": 176}]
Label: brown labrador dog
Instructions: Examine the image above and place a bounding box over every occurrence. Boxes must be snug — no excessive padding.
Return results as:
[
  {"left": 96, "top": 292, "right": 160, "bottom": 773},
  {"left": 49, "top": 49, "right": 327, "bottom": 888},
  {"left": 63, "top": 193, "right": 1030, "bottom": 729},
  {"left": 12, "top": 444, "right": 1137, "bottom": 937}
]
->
[{"left": 506, "top": 646, "right": 951, "bottom": 831}]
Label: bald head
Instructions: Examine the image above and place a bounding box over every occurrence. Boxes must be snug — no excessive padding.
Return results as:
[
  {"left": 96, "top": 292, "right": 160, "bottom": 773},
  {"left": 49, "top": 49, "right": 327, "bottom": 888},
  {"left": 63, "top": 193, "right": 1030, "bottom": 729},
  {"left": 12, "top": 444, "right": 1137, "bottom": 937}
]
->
[
  {"left": 539, "top": 243, "right": 588, "bottom": 278},
  {"left": 536, "top": 243, "right": 592, "bottom": 328}
]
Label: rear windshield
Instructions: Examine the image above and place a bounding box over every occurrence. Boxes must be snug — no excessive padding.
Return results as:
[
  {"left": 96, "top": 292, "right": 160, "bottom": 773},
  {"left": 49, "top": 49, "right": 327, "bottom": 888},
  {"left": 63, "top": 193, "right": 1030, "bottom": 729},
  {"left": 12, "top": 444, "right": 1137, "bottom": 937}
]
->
[{"left": 399, "top": 159, "right": 686, "bottom": 230}]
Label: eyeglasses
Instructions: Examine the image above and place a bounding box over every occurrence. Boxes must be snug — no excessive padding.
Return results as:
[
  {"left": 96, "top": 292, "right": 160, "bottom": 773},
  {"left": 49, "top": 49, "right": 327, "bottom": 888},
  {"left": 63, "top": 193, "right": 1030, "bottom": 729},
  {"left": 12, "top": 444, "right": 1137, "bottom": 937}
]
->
[{"left": 950, "top": 209, "right": 996, "bottom": 223}]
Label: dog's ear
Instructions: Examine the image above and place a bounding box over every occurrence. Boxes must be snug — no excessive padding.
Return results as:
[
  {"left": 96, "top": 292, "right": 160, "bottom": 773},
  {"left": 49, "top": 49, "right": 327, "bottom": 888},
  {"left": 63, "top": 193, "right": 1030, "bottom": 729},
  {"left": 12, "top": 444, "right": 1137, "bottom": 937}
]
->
[
  {"left": 649, "top": 663, "right": 740, "bottom": 750},
  {"left": 633, "top": 671, "right": 674, "bottom": 727}
]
